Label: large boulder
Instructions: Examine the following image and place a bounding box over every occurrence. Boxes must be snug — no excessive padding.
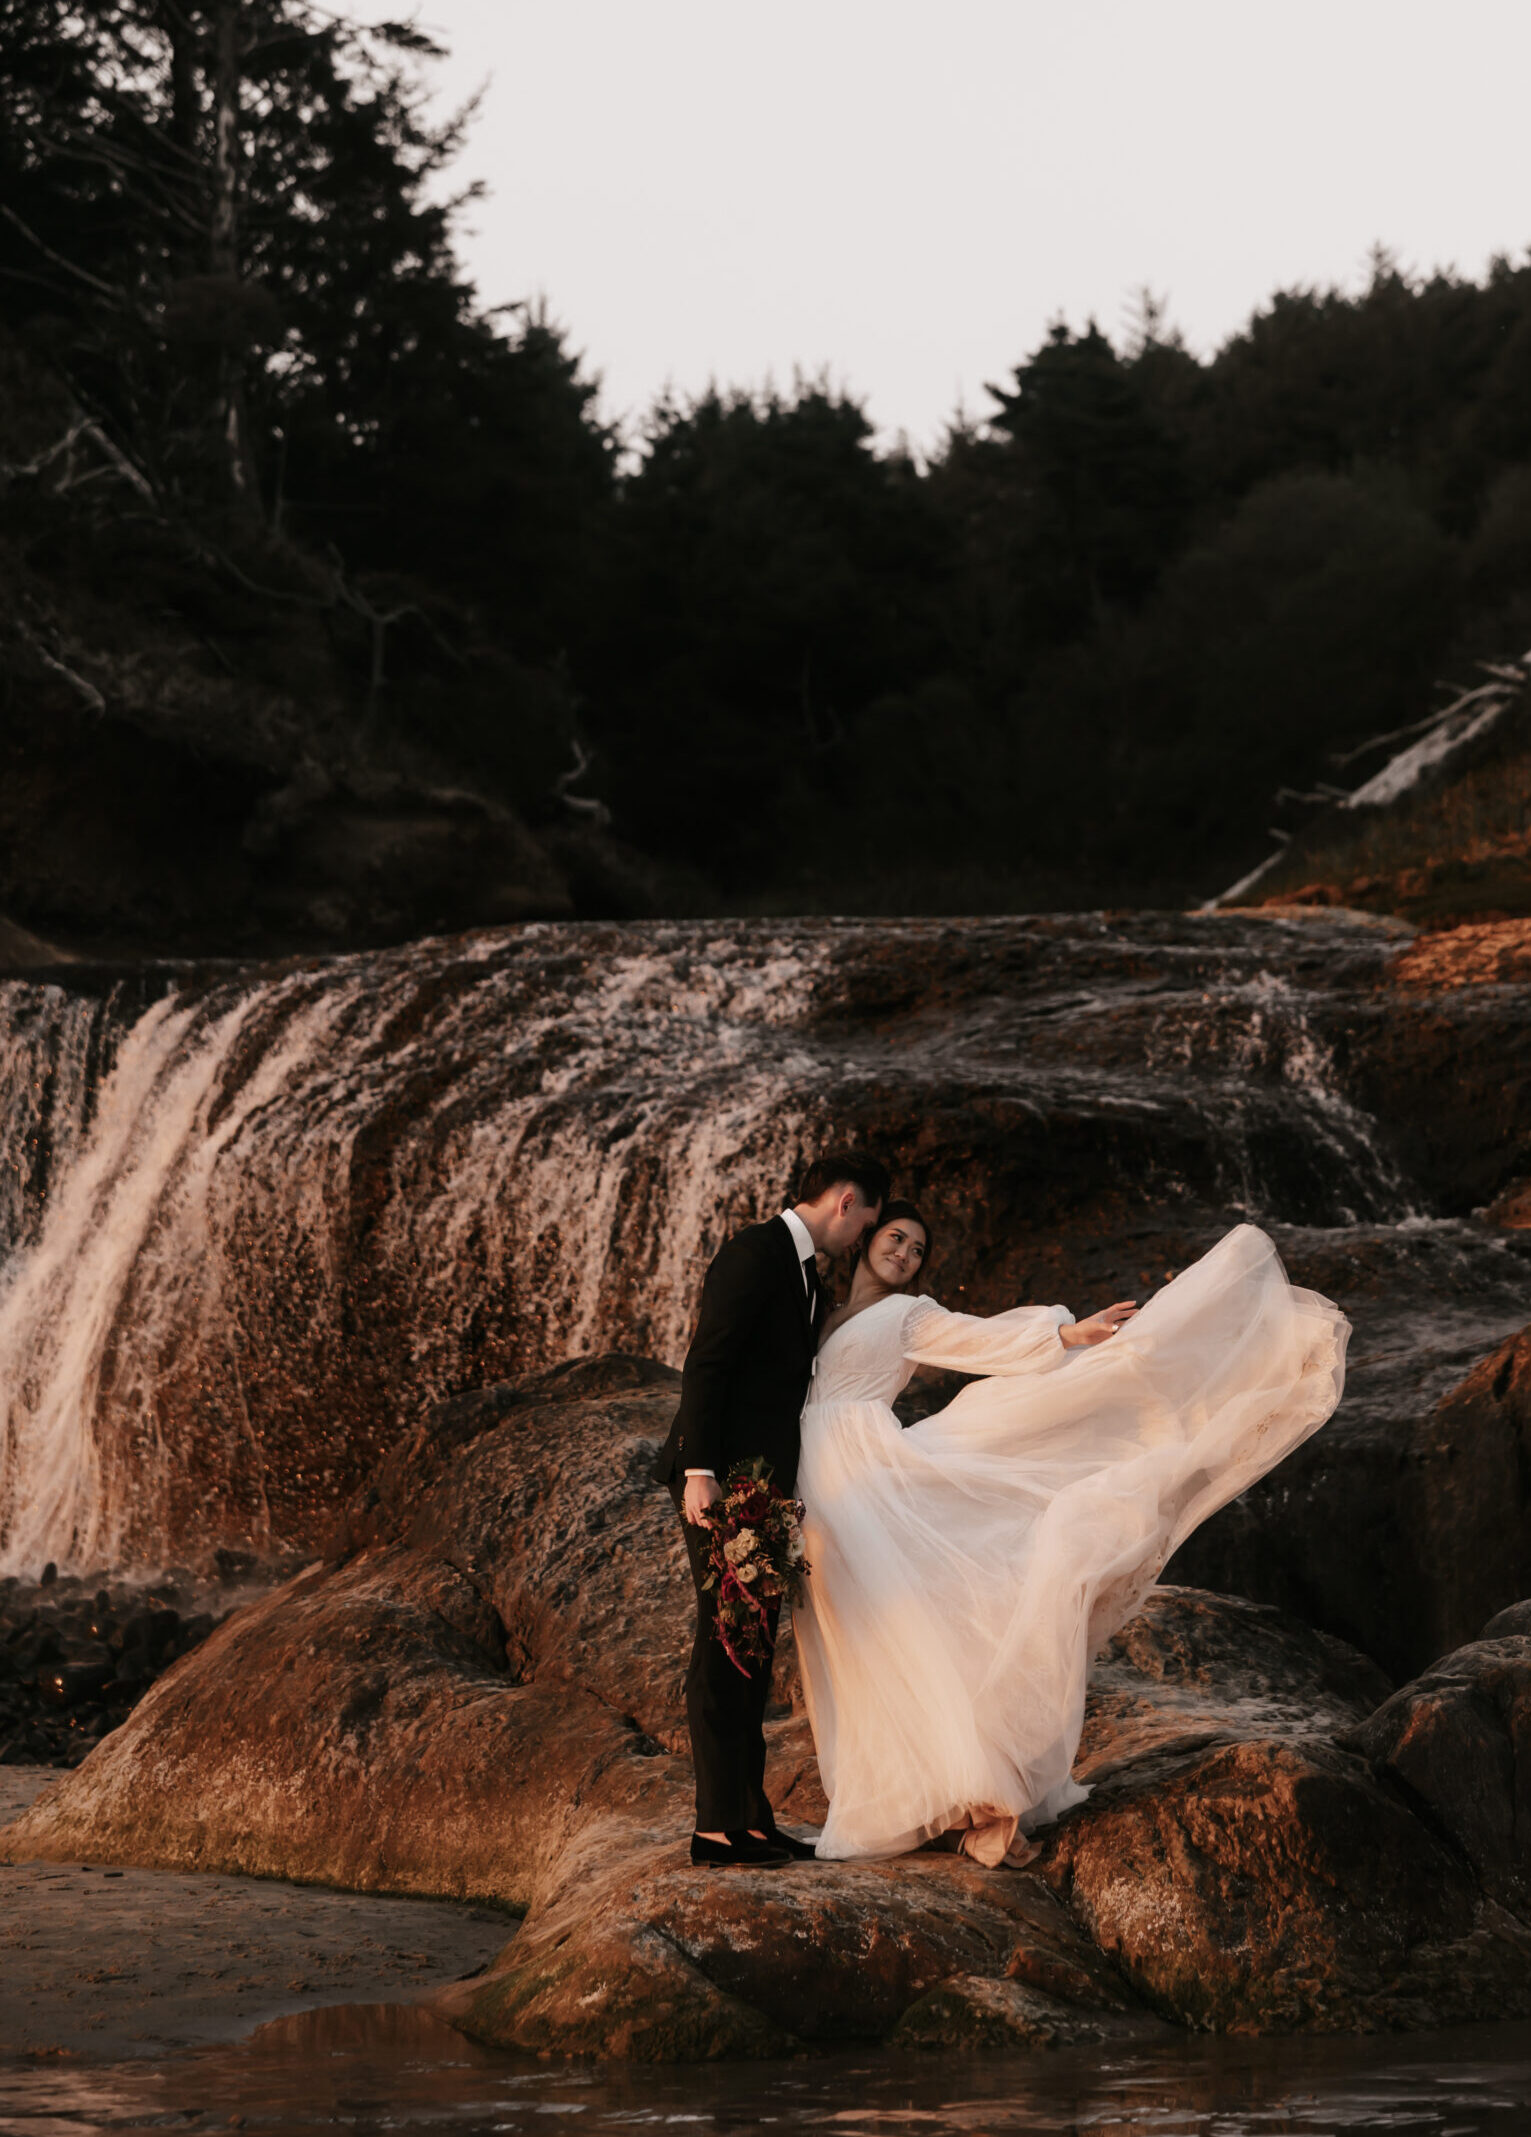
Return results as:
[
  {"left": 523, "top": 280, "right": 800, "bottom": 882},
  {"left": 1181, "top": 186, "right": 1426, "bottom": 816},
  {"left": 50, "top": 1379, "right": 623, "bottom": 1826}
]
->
[
  {"left": 1043, "top": 1591, "right": 1531, "bottom": 2033},
  {"left": 1343, "top": 1624, "right": 1531, "bottom": 1920},
  {"left": 9, "top": 1361, "right": 1531, "bottom": 2056},
  {"left": 1042, "top": 1736, "right": 1531, "bottom": 2033}
]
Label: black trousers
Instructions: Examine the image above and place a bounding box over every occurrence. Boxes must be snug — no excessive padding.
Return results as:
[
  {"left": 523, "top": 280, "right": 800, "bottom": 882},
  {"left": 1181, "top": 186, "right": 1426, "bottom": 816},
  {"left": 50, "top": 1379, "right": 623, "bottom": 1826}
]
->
[{"left": 670, "top": 1480, "right": 781, "bottom": 1833}]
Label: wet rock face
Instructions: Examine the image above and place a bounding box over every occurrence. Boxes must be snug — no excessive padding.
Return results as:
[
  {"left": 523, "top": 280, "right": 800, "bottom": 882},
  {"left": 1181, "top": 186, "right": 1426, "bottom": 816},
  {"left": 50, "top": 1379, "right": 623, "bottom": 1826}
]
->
[
  {"left": 1041, "top": 1737, "right": 1530, "bottom": 2033},
  {"left": 1343, "top": 1632, "right": 1531, "bottom": 1919},
  {"left": 7, "top": 1365, "right": 1531, "bottom": 2056},
  {"left": 1043, "top": 1588, "right": 1531, "bottom": 2034},
  {"left": 334, "top": 1355, "right": 692, "bottom": 1749},
  {"left": 1075, "top": 1587, "right": 1392, "bottom": 1787},
  {"left": 4, "top": 907, "right": 1530, "bottom": 1579}
]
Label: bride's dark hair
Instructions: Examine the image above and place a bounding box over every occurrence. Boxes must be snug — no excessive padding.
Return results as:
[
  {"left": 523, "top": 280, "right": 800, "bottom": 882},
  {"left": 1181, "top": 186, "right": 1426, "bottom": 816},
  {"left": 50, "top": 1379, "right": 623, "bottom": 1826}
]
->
[{"left": 857, "top": 1199, "right": 932, "bottom": 1290}]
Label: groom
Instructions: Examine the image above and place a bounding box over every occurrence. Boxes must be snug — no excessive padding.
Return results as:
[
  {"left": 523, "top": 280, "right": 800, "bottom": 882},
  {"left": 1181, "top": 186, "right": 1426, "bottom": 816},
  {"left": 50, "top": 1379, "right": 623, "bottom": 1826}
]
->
[{"left": 653, "top": 1149, "right": 890, "bottom": 1869}]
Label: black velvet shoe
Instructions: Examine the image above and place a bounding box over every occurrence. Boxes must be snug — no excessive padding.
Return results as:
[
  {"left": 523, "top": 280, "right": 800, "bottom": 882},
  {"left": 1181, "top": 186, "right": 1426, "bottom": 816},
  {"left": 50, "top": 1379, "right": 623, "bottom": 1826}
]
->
[
  {"left": 690, "top": 1832, "right": 790, "bottom": 1868},
  {"left": 760, "top": 1827, "right": 819, "bottom": 1860}
]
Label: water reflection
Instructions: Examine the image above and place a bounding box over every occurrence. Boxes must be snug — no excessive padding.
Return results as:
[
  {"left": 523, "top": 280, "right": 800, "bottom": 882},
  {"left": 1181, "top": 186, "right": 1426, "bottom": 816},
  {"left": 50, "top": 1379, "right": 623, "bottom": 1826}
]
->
[{"left": 4, "top": 2005, "right": 1531, "bottom": 2136}]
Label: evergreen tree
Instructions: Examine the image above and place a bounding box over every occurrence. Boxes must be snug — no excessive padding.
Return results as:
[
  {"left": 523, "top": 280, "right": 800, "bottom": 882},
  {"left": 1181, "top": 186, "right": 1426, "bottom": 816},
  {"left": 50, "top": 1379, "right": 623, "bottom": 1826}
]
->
[
  {"left": 985, "top": 322, "right": 1191, "bottom": 639},
  {"left": 584, "top": 383, "right": 947, "bottom": 879}
]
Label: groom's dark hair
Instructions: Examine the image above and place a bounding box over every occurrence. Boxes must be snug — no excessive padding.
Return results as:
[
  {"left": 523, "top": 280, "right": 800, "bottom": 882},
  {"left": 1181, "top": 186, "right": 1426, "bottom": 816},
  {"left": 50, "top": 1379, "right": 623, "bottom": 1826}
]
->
[{"left": 794, "top": 1149, "right": 891, "bottom": 1207}]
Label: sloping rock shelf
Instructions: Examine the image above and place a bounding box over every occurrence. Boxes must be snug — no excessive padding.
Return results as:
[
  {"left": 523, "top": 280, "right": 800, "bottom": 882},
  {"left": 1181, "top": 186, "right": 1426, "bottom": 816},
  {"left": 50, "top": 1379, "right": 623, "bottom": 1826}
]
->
[{"left": 6, "top": 1357, "right": 1531, "bottom": 2058}]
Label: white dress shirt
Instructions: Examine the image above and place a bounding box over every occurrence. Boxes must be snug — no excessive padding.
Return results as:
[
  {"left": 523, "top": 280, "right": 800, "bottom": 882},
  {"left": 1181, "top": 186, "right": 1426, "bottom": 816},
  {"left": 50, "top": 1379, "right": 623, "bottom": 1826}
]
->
[
  {"left": 778, "top": 1206, "right": 816, "bottom": 1294},
  {"left": 685, "top": 1210, "right": 817, "bottom": 1480}
]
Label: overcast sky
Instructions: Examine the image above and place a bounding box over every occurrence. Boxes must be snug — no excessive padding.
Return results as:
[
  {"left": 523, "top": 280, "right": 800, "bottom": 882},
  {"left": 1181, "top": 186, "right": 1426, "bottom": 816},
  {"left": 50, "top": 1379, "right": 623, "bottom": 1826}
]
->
[{"left": 349, "top": 0, "right": 1531, "bottom": 452}]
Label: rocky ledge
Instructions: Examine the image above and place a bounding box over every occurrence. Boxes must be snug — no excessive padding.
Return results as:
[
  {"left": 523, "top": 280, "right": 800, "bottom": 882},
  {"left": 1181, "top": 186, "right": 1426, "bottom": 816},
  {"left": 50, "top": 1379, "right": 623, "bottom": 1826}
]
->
[{"left": 4, "top": 1357, "right": 1530, "bottom": 2058}]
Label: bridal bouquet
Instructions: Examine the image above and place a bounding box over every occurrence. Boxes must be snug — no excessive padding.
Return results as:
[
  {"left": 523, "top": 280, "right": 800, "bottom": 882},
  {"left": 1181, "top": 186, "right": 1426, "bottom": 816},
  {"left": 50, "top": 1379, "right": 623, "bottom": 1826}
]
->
[{"left": 702, "top": 1459, "right": 811, "bottom": 1677}]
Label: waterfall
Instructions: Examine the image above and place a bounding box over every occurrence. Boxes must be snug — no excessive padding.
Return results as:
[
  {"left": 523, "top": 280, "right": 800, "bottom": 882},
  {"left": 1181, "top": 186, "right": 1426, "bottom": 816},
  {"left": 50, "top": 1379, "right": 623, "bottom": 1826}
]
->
[
  {"left": 0, "top": 981, "right": 126, "bottom": 1266},
  {"left": 0, "top": 916, "right": 1425, "bottom": 1577},
  {"left": 1141, "top": 967, "right": 1417, "bottom": 1224},
  {"left": 0, "top": 930, "right": 822, "bottom": 1574}
]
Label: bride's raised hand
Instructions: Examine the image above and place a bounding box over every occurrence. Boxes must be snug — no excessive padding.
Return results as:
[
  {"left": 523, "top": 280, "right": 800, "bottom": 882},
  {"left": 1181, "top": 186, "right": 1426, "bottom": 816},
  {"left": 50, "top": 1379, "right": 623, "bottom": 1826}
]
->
[{"left": 1060, "top": 1300, "right": 1139, "bottom": 1349}]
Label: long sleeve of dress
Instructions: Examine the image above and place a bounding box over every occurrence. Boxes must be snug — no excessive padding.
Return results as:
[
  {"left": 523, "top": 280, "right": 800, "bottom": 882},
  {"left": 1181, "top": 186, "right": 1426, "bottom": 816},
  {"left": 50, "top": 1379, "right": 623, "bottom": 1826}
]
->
[{"left": 901, "top": 1295, "right": 1075, "bottom": 1377}]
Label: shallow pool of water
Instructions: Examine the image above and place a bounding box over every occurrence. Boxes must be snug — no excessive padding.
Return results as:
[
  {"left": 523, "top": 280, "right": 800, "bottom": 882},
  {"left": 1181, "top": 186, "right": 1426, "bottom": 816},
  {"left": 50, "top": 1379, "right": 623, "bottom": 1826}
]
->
[{"left": 6, "top": 2004, "right": 1531, "bottom": 2137}]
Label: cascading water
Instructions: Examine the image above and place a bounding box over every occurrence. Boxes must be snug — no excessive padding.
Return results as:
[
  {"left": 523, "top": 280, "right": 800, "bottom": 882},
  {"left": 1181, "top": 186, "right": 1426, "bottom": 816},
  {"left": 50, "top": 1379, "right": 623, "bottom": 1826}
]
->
[
  {"left": 0, "top": 930, "right": 822, "bottom": 1574},
  {"left": 0, "top": 980, "right": 129, "bottom": 1264},
  {"left": 1138, "top": 967, "right": 1418, "bottom": 1223},
  {"left": 0, "top": 913, "right": 1464, "bottom": 1577}
]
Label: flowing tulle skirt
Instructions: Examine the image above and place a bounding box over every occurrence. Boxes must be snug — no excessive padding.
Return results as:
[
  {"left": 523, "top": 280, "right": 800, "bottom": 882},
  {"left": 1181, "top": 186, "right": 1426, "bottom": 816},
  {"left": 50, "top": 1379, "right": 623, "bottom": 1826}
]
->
[{"left": 793, "top": 1224, "right": 1349, "bottom": 1863}]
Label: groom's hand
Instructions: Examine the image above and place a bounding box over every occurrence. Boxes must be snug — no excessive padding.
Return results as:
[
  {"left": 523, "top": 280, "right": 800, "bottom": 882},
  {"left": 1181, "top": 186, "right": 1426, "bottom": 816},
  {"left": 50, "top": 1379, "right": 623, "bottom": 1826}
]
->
[{"left": 683, "top": 1473, "right": 724, "bottom": 1526}]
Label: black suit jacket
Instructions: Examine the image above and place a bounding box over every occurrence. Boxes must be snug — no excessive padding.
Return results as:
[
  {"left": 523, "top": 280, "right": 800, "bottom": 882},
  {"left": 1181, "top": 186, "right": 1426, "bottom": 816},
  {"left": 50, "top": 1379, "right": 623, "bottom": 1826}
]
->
[{"left": 652, "top": 1217, "right": 818, "bottom": 1496}]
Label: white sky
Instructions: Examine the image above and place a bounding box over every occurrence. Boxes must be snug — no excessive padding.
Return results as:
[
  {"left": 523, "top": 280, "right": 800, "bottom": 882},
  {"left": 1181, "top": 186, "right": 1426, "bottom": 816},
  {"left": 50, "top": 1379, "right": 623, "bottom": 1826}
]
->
[{"left": 347, "top": 0, "right": 1531, "bottom": 453}]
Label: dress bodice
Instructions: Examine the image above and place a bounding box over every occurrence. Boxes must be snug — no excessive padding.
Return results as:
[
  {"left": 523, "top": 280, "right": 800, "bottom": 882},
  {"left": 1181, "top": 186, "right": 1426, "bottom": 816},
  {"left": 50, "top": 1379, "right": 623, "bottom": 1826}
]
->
[
  {"left": 811, "top": 1296, "right": 919, "bottom": 1407},
  {"left": 809, "top": 1292, "right": 1077, "bottom": 1410}
]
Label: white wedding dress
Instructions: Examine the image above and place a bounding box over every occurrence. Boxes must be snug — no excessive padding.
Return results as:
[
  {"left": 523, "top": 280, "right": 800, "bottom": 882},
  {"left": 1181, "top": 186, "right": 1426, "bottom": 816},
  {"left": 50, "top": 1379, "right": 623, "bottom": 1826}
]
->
[{"left": 793, "top": 1223, "right": 1349, "bottom": 1865}]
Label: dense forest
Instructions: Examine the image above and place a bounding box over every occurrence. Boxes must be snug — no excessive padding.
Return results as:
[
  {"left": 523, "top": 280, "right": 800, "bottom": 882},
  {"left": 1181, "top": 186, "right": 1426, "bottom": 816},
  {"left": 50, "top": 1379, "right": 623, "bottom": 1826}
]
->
[{"left": 4, "top": 0, "right": 1531, "bottom": 943}]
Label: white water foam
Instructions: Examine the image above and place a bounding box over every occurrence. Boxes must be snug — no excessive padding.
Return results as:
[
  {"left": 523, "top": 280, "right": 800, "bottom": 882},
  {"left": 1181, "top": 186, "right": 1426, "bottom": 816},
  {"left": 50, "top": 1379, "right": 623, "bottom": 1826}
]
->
[
  {"left": 0, "top": 932, "right": 826, "bottom": 1574},
  {"left": 0, "top": 918, "right": 1429, "bottom": 1576},
  {"left": 0, "top": 982, "right": 115, "bottom": 1267}
]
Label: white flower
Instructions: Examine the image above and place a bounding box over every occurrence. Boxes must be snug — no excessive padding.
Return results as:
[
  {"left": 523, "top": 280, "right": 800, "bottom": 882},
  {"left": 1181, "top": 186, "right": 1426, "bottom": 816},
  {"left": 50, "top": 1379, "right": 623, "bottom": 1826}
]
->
[{"left": 724, "top": 1528, "right": 759, "bottom": 1566}]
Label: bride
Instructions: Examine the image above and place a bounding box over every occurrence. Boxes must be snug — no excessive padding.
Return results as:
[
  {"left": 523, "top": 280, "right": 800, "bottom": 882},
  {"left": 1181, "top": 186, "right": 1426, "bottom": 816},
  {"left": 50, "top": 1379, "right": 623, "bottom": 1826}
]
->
[{"left": 792, "top": 1203, "right": 1349, "bottom": 1867}]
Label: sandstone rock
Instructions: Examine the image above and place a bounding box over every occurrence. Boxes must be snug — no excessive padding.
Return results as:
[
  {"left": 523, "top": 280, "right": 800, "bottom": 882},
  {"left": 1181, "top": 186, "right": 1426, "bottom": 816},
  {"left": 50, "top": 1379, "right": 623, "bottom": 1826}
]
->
[
  {"left": 1076, "top": 1586, "right": 1391, "bottom": 1786},
  {"left": 1041, "top": 1735, "right": 1531, "bottom": 2033},
  {"left": 442, "top": 1844, "right": 1137, "bottom": 2060},
  {"left": 1351, "top": 922, "right": 1531, "bottom": 1214},
  {"left": 10, "top": 1365, "right": 1531, "bottom": 2055},
  {"left": 1, "top": 1362, "right": 692, "bottom": 1896},
  {"left": 1483, "top": 1177, "right": 1531, "bottom": 1228},
  {"left": 889, "top": 1973, "right": 1161, "bottom": 2050},
  {"left": 1342, "top": 1627, "right": 1531, "bottom": 1918},
  {"left": 0, "top": 1544, "right": 655, "bottom": 1904},
  {"left": 337, "top": 1356, "right": 693, "bottom": 1751},
  {"left": 1042, "top": 1587, "right": 1531, "bottom": 2033},
  {"left": 1389, "top": 919, "right": 1531, "bottom": 991}
]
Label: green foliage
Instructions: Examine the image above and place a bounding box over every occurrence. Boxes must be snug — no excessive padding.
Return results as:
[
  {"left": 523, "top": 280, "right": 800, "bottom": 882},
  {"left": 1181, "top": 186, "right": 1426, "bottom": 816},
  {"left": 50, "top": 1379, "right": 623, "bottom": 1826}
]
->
[
  {"left": 1, "top": 0, "right": 607, "bottom": 821},
  {"left": 582, "top": 384, "right": 948, "bottom": 879},
  {"left": 985, "top": 322, "right": 1191, "bottom": 641},
  {"left": 1089, "top": 472, "right": 1456, "bottom": 869},
  {"left": 6, "top": 6, "right": 1531, "bottom": 912}
]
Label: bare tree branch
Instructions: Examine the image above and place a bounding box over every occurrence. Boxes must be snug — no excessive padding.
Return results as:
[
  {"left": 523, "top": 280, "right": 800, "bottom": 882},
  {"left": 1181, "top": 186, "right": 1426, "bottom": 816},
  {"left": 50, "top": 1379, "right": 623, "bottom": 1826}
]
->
[
  {"left": 16, "top": 620, "right": 106, "bottom": 717},
  {"left": 554, "top": 739, "right": 612, "bottom": 827},
  {"left": 77, "top": 419, "right": 157, "bottom": 503},
  {"left": 0, "top": 410, "right": 156, "bottom": 504},
  {"left": 0, "top": 417, "right": 95, "bottom": 483},
  {"left": 1327, "top": 679, "right": 1512, "bottom": 770},
  {"left": 0, "top": 205, "right": 128, "bottom": 305}
]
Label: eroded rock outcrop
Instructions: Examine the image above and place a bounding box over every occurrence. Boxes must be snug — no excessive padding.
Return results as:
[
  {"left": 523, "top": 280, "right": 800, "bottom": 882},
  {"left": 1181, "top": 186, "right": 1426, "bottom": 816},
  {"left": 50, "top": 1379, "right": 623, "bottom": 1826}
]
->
[
  {"left": 1343, "top": 1628, "right": 1531, "bottom": 1920},
  {"left": 1038, "top": 1590, "right": 1531, "bottom": 2032},
  {"left": 6, "top": 907, "right": 1531, "bottom": 1613},
  {"left": 7, "top": 1359, "right": 1531, "bottom": 2056}
]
